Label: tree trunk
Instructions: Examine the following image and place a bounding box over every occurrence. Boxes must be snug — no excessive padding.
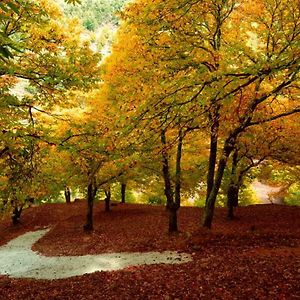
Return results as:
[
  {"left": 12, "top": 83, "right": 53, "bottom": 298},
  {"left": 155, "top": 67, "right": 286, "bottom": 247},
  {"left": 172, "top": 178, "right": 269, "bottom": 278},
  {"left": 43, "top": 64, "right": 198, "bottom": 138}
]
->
[
  {"left": 161, "top": 130, "right": 173, "bottom": 208},
  {"left": 104, "top": 187, "right": 111, "bottom": 212},
  {"left": 168, "top": 207, "right": 178, "bottom": 232},
  {"left": 64, "top": 186, "right": 71, "bottom": 204},
  {"left": 161, "top": 129, "right": 183, "bottom": 233},
  {"left": 84, "top": 178, "right": 97, "bottom": 231},
  {"left": 121, "top": 183, "right": 126, "bottom": 204},
  {"left": 11, "top": 205, "right": 23, "bottom": 225},
  {"left": 227, "top": 149, "right": 239, "bottom": 220},
  {"left": 175, "top": 129, "right": 183, "bottom": 207},
  {"left": 203, "top": 140, "right": 233, "bottom": 228},
  {"left": 206, "top": 104, "right": 220, "bottom": 205},
  {"left": 227, "top": 183, "right": 239, "bottom": 220}
]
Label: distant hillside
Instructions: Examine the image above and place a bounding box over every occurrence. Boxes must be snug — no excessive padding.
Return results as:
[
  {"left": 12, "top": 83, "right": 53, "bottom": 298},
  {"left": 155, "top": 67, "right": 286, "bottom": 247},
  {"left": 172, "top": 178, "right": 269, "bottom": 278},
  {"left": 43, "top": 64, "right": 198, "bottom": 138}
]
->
[{"left": 57, "top": 0, "right": 129, "bottom": 31}]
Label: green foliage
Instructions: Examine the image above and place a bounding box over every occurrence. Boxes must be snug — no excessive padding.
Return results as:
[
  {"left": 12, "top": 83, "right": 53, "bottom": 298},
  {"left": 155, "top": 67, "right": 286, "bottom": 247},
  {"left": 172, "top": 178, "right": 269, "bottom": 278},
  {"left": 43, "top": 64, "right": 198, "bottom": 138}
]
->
[
  {"left": 193, "top": 196, "right": 206, "bottom": 208},
  {"left": 147, "top": 195, "right": 165, "bottom": 206},
  {"left": 284, "top": 184, "right": 300, "bottom": 206},
  {"left": 0, "top": 0, "right": 54, "bottom": 60},
  {"left": 110, "top": 184, "right": 136, "bottom": 203},
  {"left": 58, "top": 0, "right": 128, "bottom": 31},
  {"left": 0, "top": 0, "right": 102, "bottom": 220},
  {"left": 239, "top": 185, "right": 261, "bottom": 206},
  {"left": 137, "top": 185, "right": 166, "bottom": 205}
]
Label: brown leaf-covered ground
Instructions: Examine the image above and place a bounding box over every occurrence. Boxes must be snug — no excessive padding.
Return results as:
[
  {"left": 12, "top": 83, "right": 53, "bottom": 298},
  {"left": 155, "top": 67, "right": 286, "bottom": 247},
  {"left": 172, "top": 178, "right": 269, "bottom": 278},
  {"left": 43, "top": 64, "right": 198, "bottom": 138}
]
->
[{"left": 0, "top": 202, "right": 299, "bottom": 299}]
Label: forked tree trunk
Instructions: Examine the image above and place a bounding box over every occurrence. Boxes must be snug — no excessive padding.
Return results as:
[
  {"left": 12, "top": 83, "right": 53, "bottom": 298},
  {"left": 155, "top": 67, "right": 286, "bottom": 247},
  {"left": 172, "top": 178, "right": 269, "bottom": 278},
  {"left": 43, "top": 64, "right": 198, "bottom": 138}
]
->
[
  {"left": 105, "top": 187, "right": 111, "bottom": 212},
  {"left": 84, "top": 177, "right": 97, "bottom": 231},
  {"left": 203, "top": 141, "right": 233, "bottom": 228},
  {"left": 121, "top": 183, "right": 126, "bottom": 204},
  {"left": 161, "top": 129, "right": 183, "bottom": 233}
]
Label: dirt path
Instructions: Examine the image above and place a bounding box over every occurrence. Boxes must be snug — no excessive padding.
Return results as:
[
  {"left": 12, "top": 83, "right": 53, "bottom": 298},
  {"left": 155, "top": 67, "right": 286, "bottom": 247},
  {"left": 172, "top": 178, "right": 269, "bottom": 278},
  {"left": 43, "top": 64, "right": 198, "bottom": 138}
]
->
[
  {"left": 0, "top": 229, "right": 192, "bottom": 280},
  {"left": 252, "top": 181, "right": 284, "bottom": 204}
]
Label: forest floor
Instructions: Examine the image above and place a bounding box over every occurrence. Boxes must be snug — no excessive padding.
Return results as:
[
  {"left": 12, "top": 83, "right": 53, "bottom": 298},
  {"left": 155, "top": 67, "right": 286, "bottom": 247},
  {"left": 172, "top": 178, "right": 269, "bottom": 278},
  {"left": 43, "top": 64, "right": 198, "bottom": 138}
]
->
[{"left": 0, "top": 202, "right": 299, "bottom": 299}]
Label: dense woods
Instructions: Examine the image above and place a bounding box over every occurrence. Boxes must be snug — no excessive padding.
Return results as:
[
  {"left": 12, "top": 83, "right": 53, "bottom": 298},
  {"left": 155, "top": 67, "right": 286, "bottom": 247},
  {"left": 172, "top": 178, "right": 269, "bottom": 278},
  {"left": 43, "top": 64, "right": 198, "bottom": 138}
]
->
[
  {"left": 0, "top": 0, "right": 299, "bottom": 231},
  {"left": 0, "top": 0, "right": 299, "bottom": 298}
]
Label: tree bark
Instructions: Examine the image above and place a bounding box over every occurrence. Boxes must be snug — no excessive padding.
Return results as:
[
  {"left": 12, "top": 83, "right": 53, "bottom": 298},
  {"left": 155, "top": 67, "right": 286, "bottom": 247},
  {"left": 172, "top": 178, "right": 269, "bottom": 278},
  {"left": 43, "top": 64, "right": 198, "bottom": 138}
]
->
[
  {"left": 104, "top": 186, "right": 111, "bottom": 212},
  {"left": 64, "top": 186, "right": 71, "bottom": 204},
  {"left": 161, "top": 130, "right": 173, "bottom": 208},
  {"left": 168, "top": 207, "right": 178, "bottom": 232},
  {"left": 121, "top": 183, "right": 126, "bottom": 204},
  {"left": 227, "top": 183, "right": 240, "bottom": 220},
  {"left": 227, "top": 149, "right": 239, "bottom": 220},
  {"left": 203, "top": 140, "right": 234, "bottom": 228},
  {"left": 161, "top": 129, "right": 183, "bottom": 233},
  {"left": 84, "top": 177, "right": 97, "bottom": 231},
  {"left": 12, "top": 205, "right": 23, "bottom": 225},
  {"left": 206, "top": 104, "right": 220, "bottom": 205},
  {"left": 175, "top": 129, "right": 183, "bottom": 208}
]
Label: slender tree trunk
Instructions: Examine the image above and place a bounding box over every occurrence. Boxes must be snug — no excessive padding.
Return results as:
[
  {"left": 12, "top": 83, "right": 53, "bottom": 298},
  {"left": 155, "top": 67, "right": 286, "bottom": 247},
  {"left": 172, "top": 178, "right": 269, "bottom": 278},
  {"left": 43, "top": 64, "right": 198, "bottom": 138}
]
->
[
  {"left": 121, "top": 183, "right": 126, "bottom": 204},
  {"left": 84, "top": 177, "right": 97, "bottom": 231},
  {"left": 206, "top": 104, "right": 220, "bottom": 205},
  {"left": 175, "top": 129, "right": 183, "bottom": 207},
  {"left": 105, "top": 187, "right": 111, "bottom": 212},
  {"left": 203, "top": 140, "right": 234, "bottom": 228},
  {"left": 161, "top": 130, "right": 173, "bottom": 208},
  {"left": 64, "top": 186, "right": 71, "bottom": 204},
  {"left": 161, "top": 130, "right": 177, "bottom": 232},
  {"left": 227, "top": 149, "right": 240, "bottom": 220}
]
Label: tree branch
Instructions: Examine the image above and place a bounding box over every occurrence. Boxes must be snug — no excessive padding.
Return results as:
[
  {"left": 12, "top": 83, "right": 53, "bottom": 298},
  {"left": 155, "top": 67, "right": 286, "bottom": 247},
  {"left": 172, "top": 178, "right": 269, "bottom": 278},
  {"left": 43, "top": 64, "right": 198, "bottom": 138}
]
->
[{"left": 249, "top": 107, "right": 300, "bottom": 126}]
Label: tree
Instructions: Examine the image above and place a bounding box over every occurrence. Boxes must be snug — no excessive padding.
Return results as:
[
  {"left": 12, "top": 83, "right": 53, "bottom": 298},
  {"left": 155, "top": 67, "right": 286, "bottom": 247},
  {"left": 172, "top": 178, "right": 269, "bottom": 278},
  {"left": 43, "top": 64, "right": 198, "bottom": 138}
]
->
[
  {"left": 0, "top": 0, "right": 81, "bottom": 59},
  {"left": 0, "top": 0, "right": 101, "bottom": 223},
  {"left": 202, "top": 0, "right": 300, "bottom": 227},
  {"left": 56, "top": 86, "right": 139, "bottom": 231}
]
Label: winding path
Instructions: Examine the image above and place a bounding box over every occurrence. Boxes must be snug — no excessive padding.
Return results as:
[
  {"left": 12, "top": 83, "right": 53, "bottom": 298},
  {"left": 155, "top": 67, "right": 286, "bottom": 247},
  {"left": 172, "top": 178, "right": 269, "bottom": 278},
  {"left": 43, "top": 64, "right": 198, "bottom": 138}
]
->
[
  {"left": 0, "top": 229, "right": 192, "bottom": 280},
  {"left": 252, "top": 181, "right": 284, "bottom": 204}
]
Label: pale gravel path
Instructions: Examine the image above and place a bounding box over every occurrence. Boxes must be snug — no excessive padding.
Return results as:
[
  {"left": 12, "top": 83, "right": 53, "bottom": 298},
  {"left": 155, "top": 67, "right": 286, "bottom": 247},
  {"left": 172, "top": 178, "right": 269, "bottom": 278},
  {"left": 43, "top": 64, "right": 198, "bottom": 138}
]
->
[
  {"left": 252, "top": 181, "right": 284, "bottom": 204},
  {"left": 0, "top": 229, "right": 192, "bottom": 280}
]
